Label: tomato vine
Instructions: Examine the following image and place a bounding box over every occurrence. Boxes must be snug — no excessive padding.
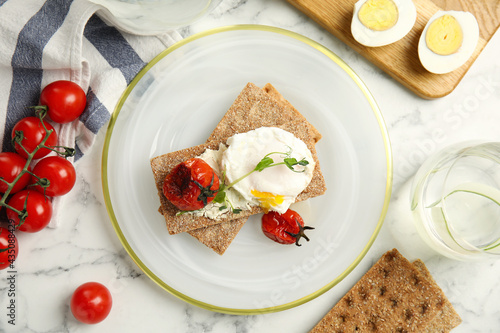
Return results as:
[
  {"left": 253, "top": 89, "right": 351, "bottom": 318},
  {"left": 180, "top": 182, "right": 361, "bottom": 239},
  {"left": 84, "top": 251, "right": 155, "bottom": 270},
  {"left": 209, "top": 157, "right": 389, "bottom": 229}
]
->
[{"left": 0, "top": 109, "right": 75, "bottom": 225}]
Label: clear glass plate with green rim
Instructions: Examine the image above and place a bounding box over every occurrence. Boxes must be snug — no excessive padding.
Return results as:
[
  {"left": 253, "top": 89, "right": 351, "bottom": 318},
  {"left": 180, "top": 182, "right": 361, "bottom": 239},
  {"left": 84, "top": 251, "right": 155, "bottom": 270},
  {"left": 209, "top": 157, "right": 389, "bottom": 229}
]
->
[{"left": 101, "top": 25, "right": 392, "bottom": 315}]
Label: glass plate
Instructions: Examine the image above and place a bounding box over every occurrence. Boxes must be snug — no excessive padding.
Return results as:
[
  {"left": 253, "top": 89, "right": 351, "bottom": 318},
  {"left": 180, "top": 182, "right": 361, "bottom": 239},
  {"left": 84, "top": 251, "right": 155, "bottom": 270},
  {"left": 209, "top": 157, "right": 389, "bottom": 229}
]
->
[{"left": 102, "top": 25, "right": 392, "bottom": 315}]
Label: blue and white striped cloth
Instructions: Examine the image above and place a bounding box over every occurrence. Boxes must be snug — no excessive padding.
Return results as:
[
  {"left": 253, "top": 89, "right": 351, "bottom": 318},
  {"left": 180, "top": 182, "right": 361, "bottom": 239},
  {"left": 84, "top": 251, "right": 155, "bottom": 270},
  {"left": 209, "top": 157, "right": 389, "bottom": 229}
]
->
[{"left": 0, "top": 0, "right": 182, "bottom": 226}]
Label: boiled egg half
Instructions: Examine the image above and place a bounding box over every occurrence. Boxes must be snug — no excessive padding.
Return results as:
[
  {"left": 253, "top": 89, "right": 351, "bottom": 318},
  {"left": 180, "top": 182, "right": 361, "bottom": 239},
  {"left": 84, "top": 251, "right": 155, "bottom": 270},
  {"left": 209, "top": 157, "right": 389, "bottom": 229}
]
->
[
  {"left": 221, "top": 127, "right": 315, "bottom": 214},
  {"left": 351, "top": 0, "right": 417, "bottom": 47},
  {"left": 418, "top": 10, "right": 479, "bottom": 74}
]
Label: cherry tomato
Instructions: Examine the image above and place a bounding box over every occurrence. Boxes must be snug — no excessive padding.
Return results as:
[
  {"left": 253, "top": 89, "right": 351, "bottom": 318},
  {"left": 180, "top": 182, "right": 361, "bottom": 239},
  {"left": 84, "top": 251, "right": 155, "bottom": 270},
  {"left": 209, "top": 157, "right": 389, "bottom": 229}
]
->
[
  {"left": 163, "top": 158, "right": 220, "bottom": 211},
  {"left": 71, "top": 282, "right": 112, "bottom": 324},
  {"left": 261, "top": 209, "right": 314, "bottom": 246},
  {"left": 11, "top": 117, "right": 58, "bottom": 159},
  {"left": 40, "top": 80, "right": 87, "bottom": 123},
  {"left": 0, "top": 226, "right": 18, "bottom": 270},
  {"left": 31, "top": 156, "right": 76, "bottom": 197},
  {"left": 0, "top": 152, "right": 31, "bottom": 194},
  {"left": 6, "top": 190, "right": 52, "bottom": 232},
  {"left": 40, "top": 80, "right": 87, "bottom": 124}
]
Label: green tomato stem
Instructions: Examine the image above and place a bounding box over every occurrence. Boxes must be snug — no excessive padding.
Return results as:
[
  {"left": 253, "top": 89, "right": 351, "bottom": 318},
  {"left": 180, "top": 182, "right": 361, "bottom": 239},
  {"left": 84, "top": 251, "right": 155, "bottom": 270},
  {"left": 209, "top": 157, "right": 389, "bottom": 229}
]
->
[{"left": 0, "top": 111, "right": 74, "bottom": 220}]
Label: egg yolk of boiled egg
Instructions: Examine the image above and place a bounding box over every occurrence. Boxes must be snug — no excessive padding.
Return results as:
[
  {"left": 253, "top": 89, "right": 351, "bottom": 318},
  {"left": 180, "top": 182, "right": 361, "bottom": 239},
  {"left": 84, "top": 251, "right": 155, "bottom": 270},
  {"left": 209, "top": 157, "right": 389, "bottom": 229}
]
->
[
  {"left": 418, "top": 10, "right": 479, "bottom": 74},
  {"left": 351, "top": 0, "right": 416, "bottom": 47},
  {"left": 221, "top": 127, "right": 315, "bottom": 214},
  {"left": 425, "top": 15, "right": 463, "bottom": 55},
  {"left": 358, "top": 0, "right": 398, "bottom": 31}
]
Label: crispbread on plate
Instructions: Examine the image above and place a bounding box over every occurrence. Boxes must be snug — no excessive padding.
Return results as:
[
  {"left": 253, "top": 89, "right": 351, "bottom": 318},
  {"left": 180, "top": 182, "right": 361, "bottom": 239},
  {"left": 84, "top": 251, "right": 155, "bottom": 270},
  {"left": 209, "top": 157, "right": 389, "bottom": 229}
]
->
[
  {"left": 262, "top": 83, "right": 321, "bottom": 143},
  {"left": 309, "top": 249, "right": 461, "bottom": 332},
  {"left": 206, "top": 83, "right": 322, "bottom": 144},
  {"left": 187, "top": 83, "right": 319, "bottom": 255},
  {"left": 150, "top": 83, "right": 326, "bottom": 236},
  {"left": 151, "top": 121, "right": 325, "bottom": 234},
  {"left": 186, "top": 83, "right": 322, "bottom": 254}
]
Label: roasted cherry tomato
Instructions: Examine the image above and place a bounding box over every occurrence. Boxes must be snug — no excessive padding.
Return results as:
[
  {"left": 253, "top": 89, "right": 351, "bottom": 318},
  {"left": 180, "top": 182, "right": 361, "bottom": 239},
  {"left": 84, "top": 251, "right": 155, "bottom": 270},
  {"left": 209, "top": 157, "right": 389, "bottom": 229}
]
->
[
  {"left": 261, "top": 209, "right": 314, "bottom": 246},
  {"left": 0, "top": 226, "right": 18, "bottom": 270},
  {"left": 0, "top": 152, "right": 31, "bottom": 194},
  {"left": 11, "top": 116, "right": 58, "bottom": 159},
  {"left": 6, "top": 190, "right": 52, "bottom": 232},
  {"left": 31, "top": 156, "right": 76, "bottom": 197},
  {"left": 40, "top": 80, "right": 87, "bottom": 123},
  {"left": 163, "top": 158, "right": 219, "bottom": 211},
  {"left": 71, "top": 282, "right": 112, "bottom": 324}
]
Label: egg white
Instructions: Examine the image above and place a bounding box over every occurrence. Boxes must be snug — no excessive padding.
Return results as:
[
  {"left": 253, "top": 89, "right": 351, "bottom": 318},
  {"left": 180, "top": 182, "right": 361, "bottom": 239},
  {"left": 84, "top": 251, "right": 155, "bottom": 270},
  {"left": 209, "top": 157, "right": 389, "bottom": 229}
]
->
[
  {"left": 221, "top": 127, "right": 315, "bottom": 214},
  {"left": 418, "top": 10, "right": 479, "bottom": 74},
  {"left": 351, "top": 0, "right": 417, "bottom": 47}
]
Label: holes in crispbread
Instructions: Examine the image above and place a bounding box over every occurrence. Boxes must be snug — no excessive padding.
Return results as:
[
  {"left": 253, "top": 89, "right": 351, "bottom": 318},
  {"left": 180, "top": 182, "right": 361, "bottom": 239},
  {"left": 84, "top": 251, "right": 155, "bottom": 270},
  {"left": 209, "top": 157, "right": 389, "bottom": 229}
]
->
[
  {"left": 309, "top": 250, "right": 461, "bottom": 333},
  {"left": 368, "top": 315, "right": 380, "bottom": 331},
  {"left": 404, "top": 308, "right": 414, "bottom": 321},
  {"left": 345, "top": 295, "right": 354, "bottom": 307},
  {"left": 385, "top": 250, "right": 398, "bottom": 262},
  {"left": 390, "top": 297, "right": 399, "bottom": 308},
  {"left": 420, "top": 302, "right": 430, "bottom": 315},
  {"left": 437, "top": 298, "right": 444, "bottom": 308},
  {"left": 358, "top": 286, "right": 368, "bottom": 300},
  {"left": 411, "top": 273, "right": 421, "bottom": 286}
]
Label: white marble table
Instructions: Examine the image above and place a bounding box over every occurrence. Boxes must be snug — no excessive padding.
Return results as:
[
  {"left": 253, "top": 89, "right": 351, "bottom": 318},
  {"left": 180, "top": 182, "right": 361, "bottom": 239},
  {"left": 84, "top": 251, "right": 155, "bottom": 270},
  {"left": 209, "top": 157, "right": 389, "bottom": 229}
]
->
[{"left": 3, "top": 0, "right": 500, "bottom": 332}]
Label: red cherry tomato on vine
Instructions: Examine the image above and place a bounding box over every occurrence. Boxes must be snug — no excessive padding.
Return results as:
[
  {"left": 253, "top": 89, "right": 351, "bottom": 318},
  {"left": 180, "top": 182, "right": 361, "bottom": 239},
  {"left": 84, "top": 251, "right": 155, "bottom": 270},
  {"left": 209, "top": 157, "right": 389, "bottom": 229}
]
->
[
  {"left": 6, "top": 190, "right": 52, "bottom": 233},
  {"left": 261, "top": 209, "right": 314, "bottom": 246},
  {"left": 0, "top": 152, "right": 31, "bottom": 194},
  {"left": 0, "top": 226, "right": 18, "bottom": 270},
  {"left": 40, "top": 80, "right": 86, "bottom": 123},
  {"left": 163, "top": 158, "right": 219, "bottom": 211},
  {"left": 31, "top": 156, "right": 76, "bottom": 197},
  {"left": 11, "top": 116, "right": 58, "bottom": 159},
  {"left": 70, "top": 282, "right": 112, "bottom": 324}
]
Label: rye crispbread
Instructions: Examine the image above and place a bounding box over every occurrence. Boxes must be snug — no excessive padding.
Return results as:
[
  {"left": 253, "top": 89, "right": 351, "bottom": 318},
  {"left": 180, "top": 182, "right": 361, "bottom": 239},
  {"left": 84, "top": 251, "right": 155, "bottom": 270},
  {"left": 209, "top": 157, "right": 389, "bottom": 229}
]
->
[
  {"left": 412, "top": 259, "right": 462, "bottom": 332},
  {"left": 205, "top": 83, "right": 322, "bottom": 145},
  {"left": 150, "top": 83, "right": 326, "bottom": 237},
  {"left": 186, "top": 218, "right": 247, "bottom": 255},
  {"left": 150, "top": 120, "right": 325, "bottom": 234},
  {"left": 261, "top": 83, "right": 321, "bottom": 143},
  {"left": 186, "top": 83, "right": 322, "bottom": 254},
  {"left": 309, "top": 249, "right": 461, "bottom": 332}
]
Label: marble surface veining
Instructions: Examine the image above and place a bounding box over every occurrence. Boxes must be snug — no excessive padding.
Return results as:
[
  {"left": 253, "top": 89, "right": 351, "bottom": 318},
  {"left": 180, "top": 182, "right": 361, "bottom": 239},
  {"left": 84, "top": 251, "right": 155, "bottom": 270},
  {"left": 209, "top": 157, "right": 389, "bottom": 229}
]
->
[{"left": 1, "top": 0, "right": 500, "bottom": 332}]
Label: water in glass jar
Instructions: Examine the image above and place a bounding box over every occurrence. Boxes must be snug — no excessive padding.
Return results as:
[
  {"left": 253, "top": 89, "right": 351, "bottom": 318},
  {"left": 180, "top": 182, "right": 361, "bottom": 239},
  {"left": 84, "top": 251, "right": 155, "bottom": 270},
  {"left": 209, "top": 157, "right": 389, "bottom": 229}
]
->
[{"left": 411, "top": 142, "right": 500, "bottom": 260}]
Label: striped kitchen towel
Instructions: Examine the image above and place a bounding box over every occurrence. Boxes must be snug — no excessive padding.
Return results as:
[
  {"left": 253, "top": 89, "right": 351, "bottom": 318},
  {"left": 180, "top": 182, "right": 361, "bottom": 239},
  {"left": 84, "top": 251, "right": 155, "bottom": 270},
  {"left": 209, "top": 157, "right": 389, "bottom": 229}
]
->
[{"left": 0, "top": 0, "right": 182, "bottom": 226}]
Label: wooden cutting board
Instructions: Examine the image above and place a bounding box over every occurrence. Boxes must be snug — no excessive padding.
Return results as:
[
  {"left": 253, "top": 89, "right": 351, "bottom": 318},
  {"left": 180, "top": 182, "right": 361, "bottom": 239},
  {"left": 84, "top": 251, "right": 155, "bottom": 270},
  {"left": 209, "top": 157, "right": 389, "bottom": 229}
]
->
[{"left": 287, "top": 0, "right": 500, "bottom": 99}]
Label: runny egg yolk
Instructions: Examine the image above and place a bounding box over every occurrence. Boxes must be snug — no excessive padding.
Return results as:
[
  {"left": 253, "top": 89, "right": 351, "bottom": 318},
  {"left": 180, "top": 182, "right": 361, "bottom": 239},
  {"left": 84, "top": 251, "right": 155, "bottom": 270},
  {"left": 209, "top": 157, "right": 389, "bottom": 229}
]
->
[
  {"left": 425, "top": 14, "right": 463, "bottom": 55},
  {"left": 251, "top": 189, "right": 284, "bottom": 213},
  {"left": 358, "top": 0, "right": 399, "bottom": 31}
]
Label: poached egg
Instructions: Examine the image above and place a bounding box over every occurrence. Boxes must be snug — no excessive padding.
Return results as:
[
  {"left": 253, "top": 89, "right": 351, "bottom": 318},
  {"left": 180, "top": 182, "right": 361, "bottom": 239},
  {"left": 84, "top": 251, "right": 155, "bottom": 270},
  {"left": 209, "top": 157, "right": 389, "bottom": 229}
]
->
[{"left": 221, "top": 127, "right": 315, "bottom": 214}]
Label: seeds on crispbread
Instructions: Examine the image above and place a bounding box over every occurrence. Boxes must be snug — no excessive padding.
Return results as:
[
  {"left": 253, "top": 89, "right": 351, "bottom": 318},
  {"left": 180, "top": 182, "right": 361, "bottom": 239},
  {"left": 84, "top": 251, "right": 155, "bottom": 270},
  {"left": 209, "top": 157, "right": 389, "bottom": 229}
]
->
[
  {"left": 206, "top": 83, "right": 320, "bottom": 144},
  {"left": 262, "top": 83, "right": 322, "bottom": 143},
  {"left": 309, "top": 249, "right": 461, "bottom": 332},
  {"left": 187, "top": 217, "right": 247, "bottom": 255},
  {"left": 412, "top": 259, "right": 462, "bottom": 332}
]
